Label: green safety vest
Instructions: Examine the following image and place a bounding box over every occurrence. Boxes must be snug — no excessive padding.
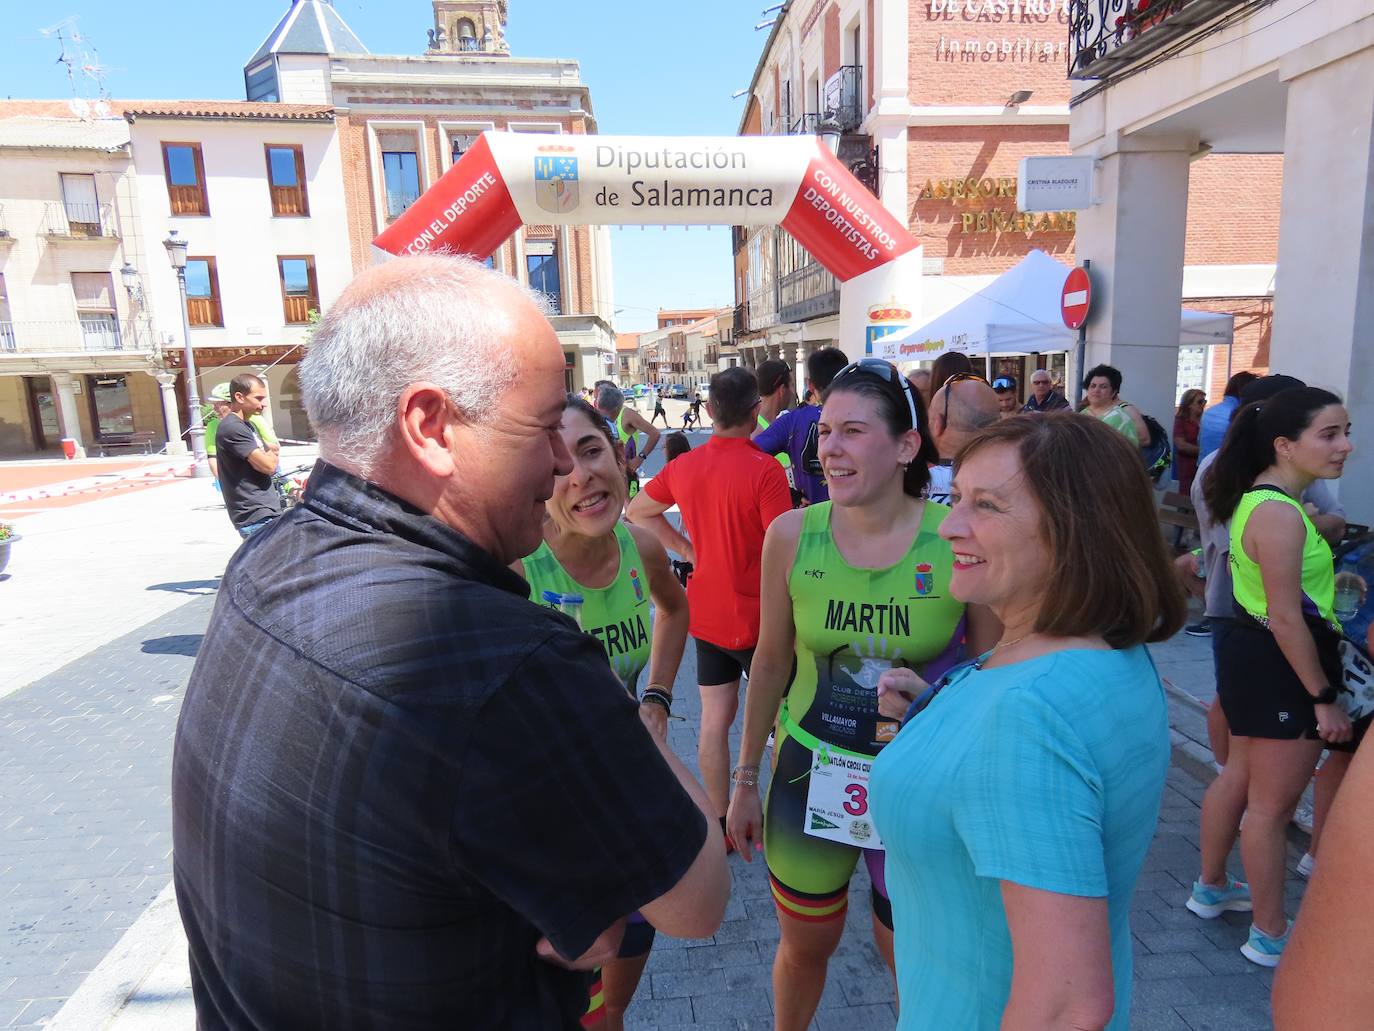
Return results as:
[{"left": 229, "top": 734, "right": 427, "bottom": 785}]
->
[{"left": 1229, "top": 486, "right": 1337, "bottom": 627}]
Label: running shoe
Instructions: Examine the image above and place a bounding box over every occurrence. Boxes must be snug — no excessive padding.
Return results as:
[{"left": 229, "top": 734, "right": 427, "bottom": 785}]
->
[
  {"left": 1240, "top": 921, "right": 1291, "bottom": 967},
  {"left": 1184, "top": 621, "right": 1212, "bottom": 637},
  {"left": 1296, "top": 852, "right": 1315, "bottom": 879},
  {"left": 1292, "top": 801, "right": 1315, "bottom": 834},
  {"left": 1186, "top": 874, "right": 1253, "bottom": 919}
]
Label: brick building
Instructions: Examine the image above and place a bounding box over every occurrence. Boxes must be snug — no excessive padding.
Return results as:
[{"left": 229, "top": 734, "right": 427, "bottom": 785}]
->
[
  {"left": 733, "top": 0, "right": 1280, "bottom": 408},
  {"left": 249, "top": 0, "right": 617, "bottom": 391}
]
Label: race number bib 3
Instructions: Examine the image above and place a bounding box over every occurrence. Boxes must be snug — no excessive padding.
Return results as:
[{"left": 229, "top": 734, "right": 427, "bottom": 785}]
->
[{"left": 803, "top": 746, "right": 883, "bottom": 850}]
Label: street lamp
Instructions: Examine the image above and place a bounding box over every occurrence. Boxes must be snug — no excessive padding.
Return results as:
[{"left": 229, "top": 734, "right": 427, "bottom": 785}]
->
[{"left": 163, "top": 230, "right": 209, "bottom": 476}]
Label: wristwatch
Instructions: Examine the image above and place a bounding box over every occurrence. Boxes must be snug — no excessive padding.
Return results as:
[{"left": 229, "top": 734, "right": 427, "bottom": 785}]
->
[{"left": 1311, "top": 685, "right": 1340, "bottom": 705}]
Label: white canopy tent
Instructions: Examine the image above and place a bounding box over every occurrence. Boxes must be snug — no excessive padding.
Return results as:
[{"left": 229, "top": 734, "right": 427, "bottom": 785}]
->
[{"left": 870, "top": 249, "right": 1234, "bottom": 363}]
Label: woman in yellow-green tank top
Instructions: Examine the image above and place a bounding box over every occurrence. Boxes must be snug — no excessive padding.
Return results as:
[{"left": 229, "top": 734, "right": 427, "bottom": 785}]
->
[
  {"left": 513, "top": 395, "right": 688, "bottom": 1031},
  {"left": 725, "top": 360, "right": 998, "bottom": 1030},
  {"left": 1195, "top": 385, "right": 1356, "bottom": 969}
]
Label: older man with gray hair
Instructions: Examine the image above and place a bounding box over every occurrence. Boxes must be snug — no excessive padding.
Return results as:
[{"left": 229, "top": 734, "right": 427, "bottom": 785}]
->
[{"left": 172, "top": 256, "right": 727, "bottom": 1031}]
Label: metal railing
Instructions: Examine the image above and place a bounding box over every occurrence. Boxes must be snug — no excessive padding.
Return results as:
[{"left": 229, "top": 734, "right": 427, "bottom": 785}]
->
[
  {"left": 789, "top": 112, "right": 820, "bottom": 136},
  {"left": 733, "top": 302, "right": 748, "bottom": 337},
  {"left": 454, "top": 36, "right": 482, "bottom": 52},
  {"left": 1068, "top": 0, "right": 1252, "bottom": 80},
  {"left": 824, "top": 65, "right": 864, "bottom": 131},
  {"left": 0, "top": 204, "right": 11, "bottom": 240},
  {"left": 0, "top": 317, "right": 128, "bottom": 354},
  {"left": 41, "top": 201, "right": 119, "bottom": 239}
]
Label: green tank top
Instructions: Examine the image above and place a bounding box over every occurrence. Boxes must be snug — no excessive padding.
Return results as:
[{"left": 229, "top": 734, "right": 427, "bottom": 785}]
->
[
  {"left": 524, "top": 522, "right": 652, "bottom": 695},
  {"left": 757, "top": 413, "right": 793, "bottom": 469},
  {"left": 782, "top": 501, "right": 967, "bottom": 758},
  {"left": 1229, "top": 486, "right": 1337, "bottom": 627}
]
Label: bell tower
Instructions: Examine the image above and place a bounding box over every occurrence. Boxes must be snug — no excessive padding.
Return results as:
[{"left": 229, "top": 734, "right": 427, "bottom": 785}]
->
[{"left": 428, "top": 0, "right": 509, "bottom": 54}]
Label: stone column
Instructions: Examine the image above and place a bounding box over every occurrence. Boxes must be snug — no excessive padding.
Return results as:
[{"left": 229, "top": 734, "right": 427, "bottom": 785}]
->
[
  {"left": 153, "top": 371, "right": 187, "bottom": 455},
  {"left": 1270, "top": 37, "right": 1374, "bottom": 512},
  {"left": 49, "top": 372, "right": 86, "bottom": 458},
  {"left": 870, "top": 0, "right": 911, "bottom": 221},
  {"left": 1072, "top": 132, "right": 1195, "bottom": 422}
]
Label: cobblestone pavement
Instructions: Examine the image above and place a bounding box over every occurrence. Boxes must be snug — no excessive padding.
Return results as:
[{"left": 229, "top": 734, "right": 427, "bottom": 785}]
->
[{"left": 2, "top": 442, "right": 1310, "bottom": 1030}]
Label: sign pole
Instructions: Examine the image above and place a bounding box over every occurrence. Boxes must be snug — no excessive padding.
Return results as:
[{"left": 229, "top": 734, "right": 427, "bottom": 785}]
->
[{"left": 1071, "top": 258, "right": 1090, "bottom": 406}]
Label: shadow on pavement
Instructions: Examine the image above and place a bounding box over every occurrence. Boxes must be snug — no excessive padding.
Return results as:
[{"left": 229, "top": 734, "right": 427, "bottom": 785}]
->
[
  {"left": 147, "top": 579, "right": 220, "bottom": 595},
  {"left": 141, "top": 634, "right": 204, "bottom": 657}
]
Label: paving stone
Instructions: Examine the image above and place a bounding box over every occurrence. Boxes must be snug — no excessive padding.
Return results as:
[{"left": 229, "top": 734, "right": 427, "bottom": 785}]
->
[
  {"left": 812, "top": 1003, "right": 896, "bottom": 1029},
  {"left": 1174, "top": 1001, "right": 1273, "bottom": 1031},
  {"left": 1136, "top": 929, "right": 1221, "bottom": 955},
  {"left": 651, "top": 967, "right": 726, "bottom": 999},
  {"left": 1134, "top": 952, "right": 1212, "bottom": 981},
  {"left": 623, "top": 994, "right": 694, "bottom": 1027},
  {"left": 691, "top": 986, "right": 772, "bottom": 1020},
  {"left": 1130, "top": 1007, "right": 1194, "bottom": 1030}
]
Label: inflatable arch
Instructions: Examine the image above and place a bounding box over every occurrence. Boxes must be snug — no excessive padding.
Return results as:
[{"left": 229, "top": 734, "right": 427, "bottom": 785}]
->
[{"left": 373, "top": 132, "right": 924, "bottom": 360}]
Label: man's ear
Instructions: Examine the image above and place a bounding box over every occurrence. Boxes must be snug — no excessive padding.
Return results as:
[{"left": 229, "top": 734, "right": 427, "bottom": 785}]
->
[{"left": 396, "top": 382, "right": 459, "bottom": 478}]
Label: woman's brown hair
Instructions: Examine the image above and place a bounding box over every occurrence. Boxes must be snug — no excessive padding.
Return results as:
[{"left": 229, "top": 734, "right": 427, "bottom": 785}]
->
[
  {"left": 1176, "top": 388, "right": 1205, "bottom": 419},
  {"left": 955, "top": 413, "right": 1186, "bottom": 648}
]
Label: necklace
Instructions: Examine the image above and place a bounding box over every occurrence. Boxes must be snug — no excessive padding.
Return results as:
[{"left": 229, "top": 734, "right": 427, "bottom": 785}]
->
[{"left": 974, "top": 633, "right": 1033, "bottom": 669}]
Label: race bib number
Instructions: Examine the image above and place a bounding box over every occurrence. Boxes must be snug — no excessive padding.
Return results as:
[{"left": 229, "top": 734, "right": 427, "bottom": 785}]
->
[{"left": 803, "top": 746, "right": 883, "bottom": 850}]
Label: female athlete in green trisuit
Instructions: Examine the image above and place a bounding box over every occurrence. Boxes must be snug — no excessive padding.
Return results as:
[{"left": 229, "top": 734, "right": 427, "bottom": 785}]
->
[
  {"left": 514, "top": 395, "right": 688, "bottom": 1029},
  {"left": 726, "top": 361, "right": 998, "bottom": 1029}
]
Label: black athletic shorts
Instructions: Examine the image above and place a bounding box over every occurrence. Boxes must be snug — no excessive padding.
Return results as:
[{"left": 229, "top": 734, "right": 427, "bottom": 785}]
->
[
  {"left": 695, "top": 638, "right": 755, "bottom": 685},
  {"left": 1217, "top": 616, "right": 1367, "bottom": 751}
]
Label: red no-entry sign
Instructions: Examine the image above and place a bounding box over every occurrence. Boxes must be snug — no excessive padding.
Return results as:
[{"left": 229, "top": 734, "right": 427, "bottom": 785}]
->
[{"left": 1061, "top": 266, "right": 1091, "bottom": 330}]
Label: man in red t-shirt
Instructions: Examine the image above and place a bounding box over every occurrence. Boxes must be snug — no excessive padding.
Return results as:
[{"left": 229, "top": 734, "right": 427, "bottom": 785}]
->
[{"left": 628, "top": 367, "right": 792, "bottom": 828}]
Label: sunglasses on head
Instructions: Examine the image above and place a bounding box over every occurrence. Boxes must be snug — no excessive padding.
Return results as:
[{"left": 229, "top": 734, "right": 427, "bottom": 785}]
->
[
  {"left": 831, "top": 358, "right": 921, "bottom": 432},
  {"left": 992, "top": 377, "right": 1015, "bottom": 391}
]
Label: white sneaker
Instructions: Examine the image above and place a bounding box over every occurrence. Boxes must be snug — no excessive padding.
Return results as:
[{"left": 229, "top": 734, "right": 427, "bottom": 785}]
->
[
  {"left": 1296, "top": 852, "right": 1315, "bottom": 879},
  {"left": 1292, "top": 801, "right": 1315, "bottom": 834}
]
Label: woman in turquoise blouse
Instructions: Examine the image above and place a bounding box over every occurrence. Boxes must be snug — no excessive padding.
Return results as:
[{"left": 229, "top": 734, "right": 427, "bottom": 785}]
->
[{"left": 870, "top": 414, "right": 1185, "bottom": 1030}]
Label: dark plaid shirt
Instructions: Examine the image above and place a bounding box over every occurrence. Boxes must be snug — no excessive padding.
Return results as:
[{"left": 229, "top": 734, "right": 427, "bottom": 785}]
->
[{"left": 172, "top": 461, "right": 707, "bottom": 1030}]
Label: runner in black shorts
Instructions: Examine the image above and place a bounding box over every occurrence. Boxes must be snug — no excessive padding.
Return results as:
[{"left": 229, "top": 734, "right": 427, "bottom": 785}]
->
[{"left": 1191, "top": 386, "right": 1357, "bottom": 968}]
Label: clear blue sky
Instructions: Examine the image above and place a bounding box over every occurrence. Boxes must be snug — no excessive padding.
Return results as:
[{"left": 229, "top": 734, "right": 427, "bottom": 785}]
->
[{"left": 2, "top": 0, "right": 775, "bottom": 332}]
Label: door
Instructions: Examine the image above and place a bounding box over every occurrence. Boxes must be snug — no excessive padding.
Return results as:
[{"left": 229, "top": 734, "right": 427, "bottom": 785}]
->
[
  {"left": 85, "top": 375, "right": 134, "bottom": 437},
  {"left": 24, "top": 377, "right": 60, "bottom": 450}
]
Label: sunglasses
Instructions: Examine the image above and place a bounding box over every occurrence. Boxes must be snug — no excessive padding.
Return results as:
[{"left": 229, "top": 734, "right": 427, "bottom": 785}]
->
[
  {"left": 992, "top": 377, "right": 1015, "bottom": 391},
  {"left": 941, "top": 372, "right": 987, "bottom": 428},
  {"left": 831, "top": 358, "right": 921, "bottom": 432}
]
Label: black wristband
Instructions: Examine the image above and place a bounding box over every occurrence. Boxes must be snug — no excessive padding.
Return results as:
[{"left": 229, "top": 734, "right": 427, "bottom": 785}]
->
[
  {"left": 639, "top": 688, "right": 672, "bottom": 715},
  {"left": 1312, "top": 685, "right": 1340, "bottom": 705}
]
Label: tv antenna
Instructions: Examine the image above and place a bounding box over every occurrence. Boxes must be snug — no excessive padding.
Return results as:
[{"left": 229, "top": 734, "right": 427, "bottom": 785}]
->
[{"left": 40, "top": 16, "right": 114, "bottom": 120}]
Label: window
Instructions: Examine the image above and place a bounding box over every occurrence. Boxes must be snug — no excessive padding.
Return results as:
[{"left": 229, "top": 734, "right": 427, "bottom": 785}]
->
[
  {"left": 526, "top": 240, "right": 561, "bottom": 314},
  {"left": 265, "top": 145, "right": 309, "bottom": 216},
  {"left": 278, "top": 256, "right": 319, "bottom": 324},
  {"left": 71, "top": 272, "right": 120, "bottom": 350},
  {"left": 162, "top": 143, "right": 209, "bottom": 215},
  {"left": 246, "top": 62, "right": 279, "bottom": 102},
  {"left": 60, "top": 173, "right": 100, "bottom": 235},
  {"left": 185, "top": 257, "right": 223, "bottom": 326},
  {"left": 381, "top": 150, "right": 420, "bottom": 218},
  {"left": 451, "top": 132, "right": 480, "bottom": 163}
]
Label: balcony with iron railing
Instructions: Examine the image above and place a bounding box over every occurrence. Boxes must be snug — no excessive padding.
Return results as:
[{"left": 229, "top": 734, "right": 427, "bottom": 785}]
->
[
  {"left": 789, "top": 112, "right": 820, "bottom": 136},
  {"left": 1069, "top": 0, "right": 1260, "bottom": 81},
  {"left": 41, "top": 201, "right": 119, "bottom": 240},
  {"left": 0, "top": 317, "right": 128, "bottom": 355},
  {"left": 823, "top": 65, "right": 865, "bottom": 132}
]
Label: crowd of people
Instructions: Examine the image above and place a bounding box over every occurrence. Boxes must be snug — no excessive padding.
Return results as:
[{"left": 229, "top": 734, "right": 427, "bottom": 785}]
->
[{"left": 170, "top": 254, "right": 1371, "bottom": 1030}]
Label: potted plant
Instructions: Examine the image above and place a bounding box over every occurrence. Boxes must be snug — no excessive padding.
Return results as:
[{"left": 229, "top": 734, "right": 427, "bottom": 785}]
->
[{"left": 0, "top": 522, "right": 17, "bottom": 578}]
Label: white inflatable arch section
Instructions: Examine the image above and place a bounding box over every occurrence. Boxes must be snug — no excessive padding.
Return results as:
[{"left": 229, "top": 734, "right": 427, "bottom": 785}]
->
[{"left": 373, "top": 133, "right": 923, "bottom": 358}]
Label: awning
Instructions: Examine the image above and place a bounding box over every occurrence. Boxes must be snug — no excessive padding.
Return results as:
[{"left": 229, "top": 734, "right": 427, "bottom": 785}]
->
[{"left": 870, "top": 249, "right": 1234, "bottom": 362}]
